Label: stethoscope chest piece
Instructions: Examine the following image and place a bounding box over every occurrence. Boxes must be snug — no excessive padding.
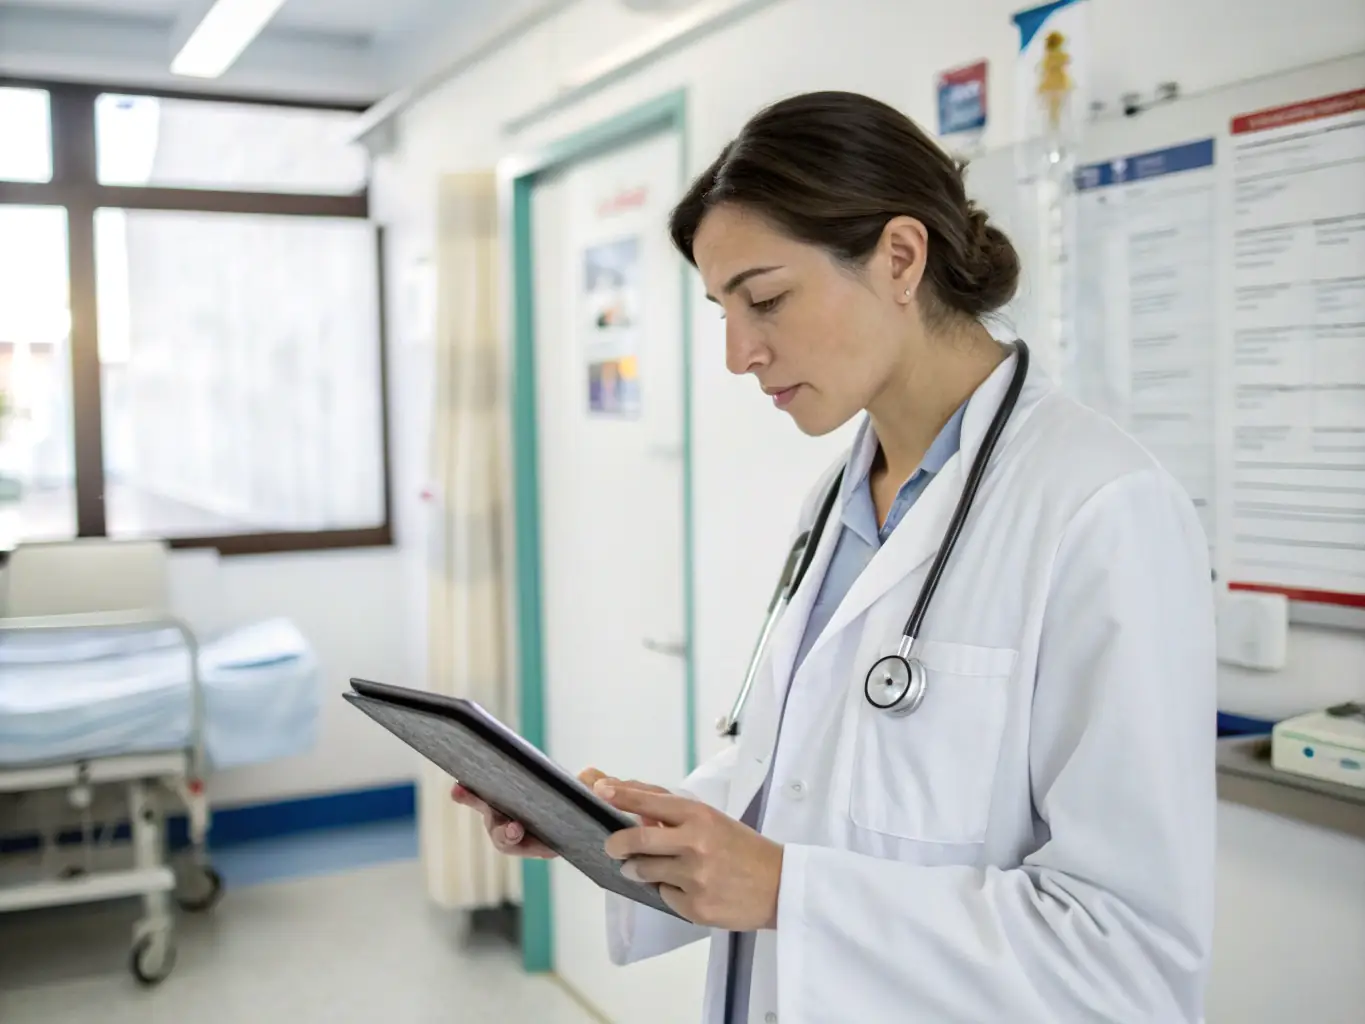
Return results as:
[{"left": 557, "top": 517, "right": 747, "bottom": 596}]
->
[{"left": 864, "top": 650, "right": 927, "bottom": 716}]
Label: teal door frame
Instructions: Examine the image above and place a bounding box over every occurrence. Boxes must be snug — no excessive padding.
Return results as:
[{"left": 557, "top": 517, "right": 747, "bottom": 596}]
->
[{"left": 499, "top": 88, "right": 696, "bottom": 974}]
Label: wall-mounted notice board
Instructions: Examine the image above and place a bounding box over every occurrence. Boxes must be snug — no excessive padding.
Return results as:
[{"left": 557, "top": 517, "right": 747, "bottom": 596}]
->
[{"left": 965, "top": 53, "right": 1365, "bottom": 630}]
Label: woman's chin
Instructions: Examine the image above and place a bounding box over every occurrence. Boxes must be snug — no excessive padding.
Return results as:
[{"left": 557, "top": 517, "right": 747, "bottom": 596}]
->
[{"left": 785, "top": 402, "right": 852, "bottom": 438}]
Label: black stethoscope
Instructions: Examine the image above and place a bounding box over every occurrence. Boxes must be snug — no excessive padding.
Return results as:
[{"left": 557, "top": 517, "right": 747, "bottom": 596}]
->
[{"left": 716, "top": 340, "right": 1029, "bottom": 736}]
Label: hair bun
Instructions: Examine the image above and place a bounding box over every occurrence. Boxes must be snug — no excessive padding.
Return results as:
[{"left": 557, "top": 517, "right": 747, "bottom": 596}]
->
[
  {"left": 961, "top": 202, "right": 1019, "bottom": 317},
  {"left": 966, "top": 202, "right": 991, "bottom": 245}
]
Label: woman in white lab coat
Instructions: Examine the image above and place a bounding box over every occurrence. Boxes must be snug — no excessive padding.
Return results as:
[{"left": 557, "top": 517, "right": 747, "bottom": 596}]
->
[{"left": 454, "top": 91, "right": 1217, "bottom": 1023}]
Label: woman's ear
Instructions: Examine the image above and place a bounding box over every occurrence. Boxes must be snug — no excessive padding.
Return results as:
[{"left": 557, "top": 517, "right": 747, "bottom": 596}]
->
[{"left": 880, "top": 216, "right": 929, "bottom": 304}]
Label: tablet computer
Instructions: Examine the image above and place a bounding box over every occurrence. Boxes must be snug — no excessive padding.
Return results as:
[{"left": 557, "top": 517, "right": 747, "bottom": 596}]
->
[{"left": 343, "top": 677, "right": 681, "bottom": 919}]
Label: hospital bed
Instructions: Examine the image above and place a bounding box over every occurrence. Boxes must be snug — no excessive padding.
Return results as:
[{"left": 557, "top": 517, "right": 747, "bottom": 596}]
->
[{"left": 0, "top": 538, "right": 320, "bottom": 985}]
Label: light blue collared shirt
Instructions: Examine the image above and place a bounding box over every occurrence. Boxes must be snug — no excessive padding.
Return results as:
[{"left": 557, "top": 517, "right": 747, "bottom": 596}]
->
[
  {"left": 792, "top": 402, "right": 967, "bottom": 671},
  {"left": 726, "top": 401, "right": 966, "bottom": 1024}
]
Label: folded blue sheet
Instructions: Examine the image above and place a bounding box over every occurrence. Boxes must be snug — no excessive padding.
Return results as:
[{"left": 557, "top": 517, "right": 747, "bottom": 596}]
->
[{"left": 0, "top": 618, "right": 320, "bottom": 769}]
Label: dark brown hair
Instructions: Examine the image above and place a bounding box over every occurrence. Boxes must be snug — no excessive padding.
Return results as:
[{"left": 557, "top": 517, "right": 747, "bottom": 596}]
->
[{"left": 669, "top": 91, "right": 1019, "bottom": 323}]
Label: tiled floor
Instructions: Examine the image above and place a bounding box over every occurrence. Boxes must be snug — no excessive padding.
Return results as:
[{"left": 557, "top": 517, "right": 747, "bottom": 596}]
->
[{"left": 0, "top": 823, "right": 600, "bottom": 1024}]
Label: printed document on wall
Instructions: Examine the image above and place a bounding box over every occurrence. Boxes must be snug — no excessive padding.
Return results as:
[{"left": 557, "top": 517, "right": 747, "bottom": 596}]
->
[
  {"left": 1074, "top": 140, "right": 1219, "bottom": 552},
  {"left": 1226, "top": 89, "right": 1365, "bottom": 604}
]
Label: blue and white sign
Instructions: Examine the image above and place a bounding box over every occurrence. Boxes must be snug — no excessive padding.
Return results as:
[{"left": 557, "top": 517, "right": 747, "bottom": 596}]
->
[
  {"left": 937, "top": 60, "right": 989, "bottom": 137},
  {"left": 1075, "top": 138, "right": 1216, "bottom": 191}
]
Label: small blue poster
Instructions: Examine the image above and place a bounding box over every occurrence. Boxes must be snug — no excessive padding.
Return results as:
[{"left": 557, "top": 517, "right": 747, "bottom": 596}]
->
[{"left": 937, "top": 60, "right": 989, "bottom": 137}]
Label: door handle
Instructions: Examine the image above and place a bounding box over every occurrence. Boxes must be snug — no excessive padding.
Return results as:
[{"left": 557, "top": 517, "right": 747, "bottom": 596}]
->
[{"left": 642, "top": 636, "right": 688, "bottom": 658}]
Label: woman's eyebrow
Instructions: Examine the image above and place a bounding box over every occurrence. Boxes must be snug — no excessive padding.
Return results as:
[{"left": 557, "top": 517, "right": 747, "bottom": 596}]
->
[{"left": 704, "top": 265, "right": 783, "bottom": 302}]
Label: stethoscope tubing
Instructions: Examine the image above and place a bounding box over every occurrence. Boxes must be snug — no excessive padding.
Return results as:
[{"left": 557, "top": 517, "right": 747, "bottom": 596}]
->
[
  {"left": 898, "top": 339, "right": 1030, "bottom": 648},
  {"left": 717, "top": 340, "right": 1029, "bottom": 735}
]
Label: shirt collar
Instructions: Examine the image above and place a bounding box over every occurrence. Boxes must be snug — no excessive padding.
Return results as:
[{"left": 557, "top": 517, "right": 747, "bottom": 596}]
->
[
  {"left": 837, "top": 401, "right": 966, "bottom": 544},
  {"left": 922, "top": 400, "right": 966, "bottom": 475},
  {"left": 840, "top": 401, "right": 967, "bottom": 510}
]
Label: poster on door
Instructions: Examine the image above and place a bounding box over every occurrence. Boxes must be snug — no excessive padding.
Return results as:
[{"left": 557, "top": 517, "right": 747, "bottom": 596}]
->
[{"left": 582, "top": 235, "right": 642, "bottom": 417}]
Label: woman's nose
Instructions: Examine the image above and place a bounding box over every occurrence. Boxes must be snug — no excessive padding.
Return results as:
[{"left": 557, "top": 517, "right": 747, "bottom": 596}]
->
[{"left": 725, "top": 320, "right": 768, "bottom": 377}]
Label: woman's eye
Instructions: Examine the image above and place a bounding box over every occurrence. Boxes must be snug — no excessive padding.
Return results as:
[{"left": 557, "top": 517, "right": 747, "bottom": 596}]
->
[{"left": 751, "top": 293, "right": 786, "bottom": 314}]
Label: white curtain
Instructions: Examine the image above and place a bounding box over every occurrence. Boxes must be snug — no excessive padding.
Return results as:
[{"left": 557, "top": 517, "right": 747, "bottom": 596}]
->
[{"left": 418, "top": 171, "right": 520, "bottom": 911}]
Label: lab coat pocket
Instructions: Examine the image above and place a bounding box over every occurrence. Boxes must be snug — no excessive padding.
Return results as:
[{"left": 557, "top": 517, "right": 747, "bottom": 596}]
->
[{"left": 847, "top": 640, "right": 1016, "bottom": 845}]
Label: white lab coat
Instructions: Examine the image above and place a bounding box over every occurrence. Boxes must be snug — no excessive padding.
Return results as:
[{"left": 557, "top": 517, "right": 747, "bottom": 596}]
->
[{"left": 605, "top": 351, "right": 1218, "bottom": 1023}]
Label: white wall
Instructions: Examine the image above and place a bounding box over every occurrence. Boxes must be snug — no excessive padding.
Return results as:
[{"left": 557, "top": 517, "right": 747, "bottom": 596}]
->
[
  {"left": 207, "top": 548, "right": 416, "bottom": 806},
  {"left": 373, "top": 0, "right": 1365, "bottom": 1018}
]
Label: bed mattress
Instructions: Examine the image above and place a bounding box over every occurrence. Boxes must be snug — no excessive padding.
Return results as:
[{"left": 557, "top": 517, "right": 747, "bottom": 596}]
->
[{"left": 0, "top": 618, "right": 320, "bottom": 769}]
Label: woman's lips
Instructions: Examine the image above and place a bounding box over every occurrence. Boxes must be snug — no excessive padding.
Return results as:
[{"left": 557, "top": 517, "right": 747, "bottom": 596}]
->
[{"left": 769, "top": 384, "right": 801, "bottom": 408}]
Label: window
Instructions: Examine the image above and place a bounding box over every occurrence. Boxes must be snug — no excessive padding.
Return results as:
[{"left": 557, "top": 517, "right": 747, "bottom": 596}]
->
[
  {"left": 0, "top": 82, "right": 389, "bottom": 556},
  {"left": 0, "top": 87, "right": 52, "bottom": 182},
  {"left": 95, "top": 94, "right": 367, "bottom": 194},
  {"left": 95, "top": 210, "right": 385, "bottom": 539},
  {"left": 0, "top": 206, "right": 73, "bottom": 549}
]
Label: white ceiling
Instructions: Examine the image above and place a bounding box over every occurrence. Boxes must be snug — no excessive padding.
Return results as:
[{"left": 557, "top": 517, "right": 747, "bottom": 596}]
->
[
  {"left": 273, "top": 0, "right": 453, "bottom": 39},
  {"left": 0, "top": 0, "right": 454, "bottom": 40},
  {"left": 2, "top": 0, "right": 183, "bottom": 14},
  {"left": 0, "top": 0, "right": 551, "bottom": 101}
]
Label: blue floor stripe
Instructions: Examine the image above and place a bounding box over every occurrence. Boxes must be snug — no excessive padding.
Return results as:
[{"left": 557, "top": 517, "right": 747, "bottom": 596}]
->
[
  {"left": 0, "top": 782, "right": 416, "bottom": 855},
  {"left": 207, "top": 782, "right": 415, "bottom": 847},
  {"left": 213, "top": 819, "right": 418, "bottom": 889}
]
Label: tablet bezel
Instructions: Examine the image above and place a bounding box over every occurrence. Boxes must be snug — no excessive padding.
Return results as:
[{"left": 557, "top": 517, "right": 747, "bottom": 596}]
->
[{"left": 347, "top": 677, "right": 634, "bottom": 834}]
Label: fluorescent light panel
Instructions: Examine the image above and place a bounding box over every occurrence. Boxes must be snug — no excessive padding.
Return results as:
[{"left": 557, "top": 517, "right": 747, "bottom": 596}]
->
[{"left": 171, "top": 0, "right": 289, "bottom": 78}]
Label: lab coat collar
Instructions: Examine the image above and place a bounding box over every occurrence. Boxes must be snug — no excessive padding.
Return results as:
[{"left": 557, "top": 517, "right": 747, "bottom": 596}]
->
[
  {"left": 794, "top": 346, "right": 1046, "bottom": 671},
  {"left": 839, "top": 417, "right": 881, "bottom": 511},
  {"left": 958, "top": 345, "right": 1038, "bottom": 474}
]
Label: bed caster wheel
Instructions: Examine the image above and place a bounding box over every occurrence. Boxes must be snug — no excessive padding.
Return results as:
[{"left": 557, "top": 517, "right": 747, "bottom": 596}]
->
[
  {"left": 130, "top": 932, "right": 176, "bottom": 986},
  {"left": 175, "top": 865, "right": 223, "bottom": 912}
]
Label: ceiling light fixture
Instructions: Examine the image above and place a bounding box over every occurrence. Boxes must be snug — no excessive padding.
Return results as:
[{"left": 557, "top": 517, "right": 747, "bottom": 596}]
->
[{"left": 171, "top": 0, "right": 288, "bottom": 78}]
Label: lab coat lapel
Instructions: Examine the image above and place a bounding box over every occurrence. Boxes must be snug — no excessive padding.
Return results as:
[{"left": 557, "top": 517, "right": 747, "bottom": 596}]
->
[
  {"left": 799, "top": 350, "right": 1026, "bottom": 666},
  {"left": 721, "top": 467, "right": 849, "bottom": 818},
  {"left": 765, "top": 484, "right": 845, "bottom": 704},
  {"left": 801, "top": 456, "right": 963, "bottom": 665}
]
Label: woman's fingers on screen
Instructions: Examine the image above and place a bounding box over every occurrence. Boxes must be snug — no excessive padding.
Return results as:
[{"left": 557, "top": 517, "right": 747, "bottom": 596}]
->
[{"left": 578, "top": 767, "right": 609, "bottom": 788}]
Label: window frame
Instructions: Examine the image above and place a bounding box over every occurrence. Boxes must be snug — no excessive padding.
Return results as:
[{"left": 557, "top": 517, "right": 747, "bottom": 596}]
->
[{"left": 0, "top": 77, "right": 392, "bottom": 557}]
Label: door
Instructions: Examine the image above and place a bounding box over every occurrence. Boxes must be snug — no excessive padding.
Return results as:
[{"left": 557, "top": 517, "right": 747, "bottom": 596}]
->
[{"left": 531, "top": 128, "right": 707, "bottom": 1021}]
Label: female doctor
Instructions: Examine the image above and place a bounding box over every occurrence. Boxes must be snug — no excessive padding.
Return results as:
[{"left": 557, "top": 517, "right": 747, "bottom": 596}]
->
[{"left": 454, "top": 91, "right": 1217, "bottom": 1023}]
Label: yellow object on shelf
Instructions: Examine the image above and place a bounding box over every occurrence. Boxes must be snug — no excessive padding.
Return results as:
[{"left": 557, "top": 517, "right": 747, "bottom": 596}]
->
[{"left": 1037, "top": 30, "right": 1073, "bottom": 132}]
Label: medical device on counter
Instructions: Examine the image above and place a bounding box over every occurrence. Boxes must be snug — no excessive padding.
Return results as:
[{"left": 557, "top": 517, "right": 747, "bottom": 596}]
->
[{"left": 1272, "top": 703, "right": 1365, "bottom": 791}]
